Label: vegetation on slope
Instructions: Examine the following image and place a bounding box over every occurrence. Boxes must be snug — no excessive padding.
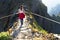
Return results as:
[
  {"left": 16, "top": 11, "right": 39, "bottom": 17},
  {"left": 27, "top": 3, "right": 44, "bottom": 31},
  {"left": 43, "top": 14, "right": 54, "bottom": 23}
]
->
[
  {"left": 0, "top": 32, "right": 12, "bottom": 40},
  {"left": 27, "top": 13, "right": 48, "bottom": 35},
  {"left": 33, "top": 20, "right": 48, "bottom": 34}
]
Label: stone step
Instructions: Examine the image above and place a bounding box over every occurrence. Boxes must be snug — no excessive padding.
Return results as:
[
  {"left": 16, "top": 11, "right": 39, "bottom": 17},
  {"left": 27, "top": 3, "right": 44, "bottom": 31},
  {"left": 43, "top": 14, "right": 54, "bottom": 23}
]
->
[
  {"left": 20, "top": 27, "right": 28, "bottom": 31},
  {"left": 20, "top": 29, "right": 32, "bottom": 33},
  {"left": 20, "top": 30, "right": 29, "bottom": 33},
  {"left": 54, "top": 34, "right": 60, "bottom": 39},
  {"left": 16, "top": 33, "right": 26, "bottom": 39},
  {"left": 16, "top": 32, "right": 32, "bottom": 39},
  {"left": 13, "top": 38, "right": 32, "bottom": 40}
]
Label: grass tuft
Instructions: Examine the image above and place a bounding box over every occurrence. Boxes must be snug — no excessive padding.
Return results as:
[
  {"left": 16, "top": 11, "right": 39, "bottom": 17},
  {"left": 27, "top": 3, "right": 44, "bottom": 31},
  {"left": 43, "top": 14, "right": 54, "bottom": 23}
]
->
[{"left": 0, "top": 32, "right": 12, "bottom": 40}]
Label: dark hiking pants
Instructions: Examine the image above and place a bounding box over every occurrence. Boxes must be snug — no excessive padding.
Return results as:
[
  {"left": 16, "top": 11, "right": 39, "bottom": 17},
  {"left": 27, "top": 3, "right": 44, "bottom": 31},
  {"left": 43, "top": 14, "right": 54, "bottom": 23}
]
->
[{"left": 20, "top": 19, "right": 23, "bottom": 26}]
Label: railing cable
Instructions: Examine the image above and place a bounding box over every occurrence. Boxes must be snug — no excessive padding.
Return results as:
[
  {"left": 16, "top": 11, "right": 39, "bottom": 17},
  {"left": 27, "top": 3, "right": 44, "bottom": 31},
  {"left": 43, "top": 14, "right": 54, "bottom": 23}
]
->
[
  {"left": 0, "top": 13, "right": 18, "bottom": 19},
  {"left": 26, "top": 12, "right": 60, "bottom": 25},
  {"left": 0, "top": 11, "right": 60, "bottom": 25}
]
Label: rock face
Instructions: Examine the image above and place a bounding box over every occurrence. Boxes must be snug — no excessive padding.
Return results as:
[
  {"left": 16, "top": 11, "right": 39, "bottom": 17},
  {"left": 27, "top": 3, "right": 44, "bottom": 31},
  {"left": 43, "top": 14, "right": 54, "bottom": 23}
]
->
[
  {"left": 0, "top": 0, "right": 20, "bottom": 32},
  {"left": 31, "top": 0, "right": 52, "bottom": 32},
  {"left": 31, "top": 0, "right": 60, "bottom": 34}
]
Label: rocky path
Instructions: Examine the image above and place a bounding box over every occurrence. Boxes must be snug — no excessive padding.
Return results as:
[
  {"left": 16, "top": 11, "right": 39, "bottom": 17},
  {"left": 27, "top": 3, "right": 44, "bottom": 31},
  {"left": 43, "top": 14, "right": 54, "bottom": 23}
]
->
[
  {"left": 9, "top": 15, "right": 60, "bottom": 40},
  {"left": 10, "top": 16, "right": 33, "bottom": 40}
]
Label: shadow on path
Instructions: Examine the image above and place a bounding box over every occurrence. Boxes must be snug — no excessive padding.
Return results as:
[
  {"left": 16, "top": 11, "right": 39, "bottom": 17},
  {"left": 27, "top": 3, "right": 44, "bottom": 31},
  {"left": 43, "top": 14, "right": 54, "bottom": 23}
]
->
[{"left": 12, "top": 25, "right": 22, "bottom": 38}]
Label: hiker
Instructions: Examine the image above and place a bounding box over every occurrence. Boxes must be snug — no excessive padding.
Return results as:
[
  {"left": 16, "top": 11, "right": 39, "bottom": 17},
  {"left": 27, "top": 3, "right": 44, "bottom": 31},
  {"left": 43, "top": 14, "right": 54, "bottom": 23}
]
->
[{"left": 18, "top": 5, "right": 25, "bottom": 27}]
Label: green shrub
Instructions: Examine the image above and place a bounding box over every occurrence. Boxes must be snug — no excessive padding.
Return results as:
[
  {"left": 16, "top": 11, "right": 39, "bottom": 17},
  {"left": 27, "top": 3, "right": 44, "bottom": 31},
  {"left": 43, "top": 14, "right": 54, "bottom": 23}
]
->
[
  {"left": 33, "top": 19, "right": 48, "bottom": 34},
  {"left": 0, "top": 32, "right": 12, "bottom": 40}
]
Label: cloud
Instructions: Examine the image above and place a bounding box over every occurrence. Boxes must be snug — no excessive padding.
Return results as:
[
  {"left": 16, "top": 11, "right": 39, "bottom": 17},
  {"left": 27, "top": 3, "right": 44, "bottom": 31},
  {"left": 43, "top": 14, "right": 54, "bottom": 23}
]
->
[{"left": 42, "top": 0, "right": 60, "bottom": 14}]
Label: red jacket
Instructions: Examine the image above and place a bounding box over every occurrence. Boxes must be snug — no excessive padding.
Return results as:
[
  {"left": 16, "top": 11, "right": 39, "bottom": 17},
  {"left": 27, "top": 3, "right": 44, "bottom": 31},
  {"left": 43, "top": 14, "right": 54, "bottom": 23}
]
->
[{"left": 18, "top": 13, "right": 25, "bottom": 19}]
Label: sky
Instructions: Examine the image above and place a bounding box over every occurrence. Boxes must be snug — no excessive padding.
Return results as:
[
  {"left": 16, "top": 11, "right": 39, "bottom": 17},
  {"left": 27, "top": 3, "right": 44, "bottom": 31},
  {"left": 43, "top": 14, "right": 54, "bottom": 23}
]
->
[{"left": 42, "top": 0, "right": 60, "bottom": 13}]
